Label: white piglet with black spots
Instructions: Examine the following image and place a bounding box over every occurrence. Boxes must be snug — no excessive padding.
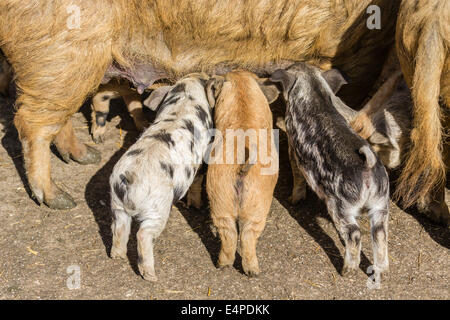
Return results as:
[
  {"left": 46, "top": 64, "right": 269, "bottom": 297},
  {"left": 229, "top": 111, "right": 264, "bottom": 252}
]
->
[{"left": 109, "top": 73, "right": 213, "bottom": 281}]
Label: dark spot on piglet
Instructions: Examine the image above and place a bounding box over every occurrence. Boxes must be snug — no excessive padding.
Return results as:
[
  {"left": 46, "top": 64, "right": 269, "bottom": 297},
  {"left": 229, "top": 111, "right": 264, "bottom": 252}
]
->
[
  {"left": 127, "top": 149, "right": 143, "bottom": 157},
  {"left": 195, "top": 105, "right": 210, "bottom": 125},
  {"left": 371, "top": 222, "right": 386, "bottom": 243},
  {"left": 148, "top": 131, "right": 175, "bottom": 148},
  {"left": 120, "top": 172, "right": 134, "bottom": 185},
  {"left": 113, "top": 172, "right": 136, "bottom": 206},
  {"left": 183, "top": 119, "right": 195, "bottom": 133},
  {"left": 114, "top": 182, "right": 125, "bottom": 202},
  {"left": 183, "top": 119, "right": 201, "bottom": 143},
  {"left": 345, "top": 224, "right": 360, "bottom": 243},
  {"left": 163, "top": 95, "right": 180, "bottom": 106},
  {"left": 160, "top": 162, "right": 174, "bottom": 179},
  {"left": 185, "top": 167, "right": 192, "bottom": 179},
  {"left": 171, "top": 83, "right": 186, "bottom": 94}
]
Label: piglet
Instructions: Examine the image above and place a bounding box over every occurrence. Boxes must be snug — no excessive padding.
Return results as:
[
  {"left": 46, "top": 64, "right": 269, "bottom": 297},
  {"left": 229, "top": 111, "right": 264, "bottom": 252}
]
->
[
  {"left": 206, "top": 71, "right": 279, "bottom": 276},
  {"left": 271, "top": 63, "right": 390, "bottom": 278},
  {"left": 109, "top": 73, "right": 213, "bottom": 281}
]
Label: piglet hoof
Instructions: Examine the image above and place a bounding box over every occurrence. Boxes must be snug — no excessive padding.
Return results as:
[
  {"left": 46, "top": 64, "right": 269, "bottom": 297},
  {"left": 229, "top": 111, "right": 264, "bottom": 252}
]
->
[
  {"left": 242, "top": 258, "right": 260, "bottom": 277},
  {"left": 289, "top": 189, "right": 306, "bottom": 205},
  {"left": 373, "top": 263, "right": 389, "bottom": 276},
  {"left": 218, "top": 264, "right": 233, "bottom": 271},
  {"left": 92, "top": 134, "right": 105, "bottom": 144},
  {"left": 110, "top": 247, "right": 127, "bottom": 260},
  {"left": 44, "top": 189, "right": 77, "bottom": 210},
  {"left": 138, "top": 265, "right": 158, "bottom": 282},
  {"left": 91, "top": 125, "right": 106, "bottom": 144},
  {"left": 134, "top": 119, "right": 149, "bottom": 132},
  {"left": 58, "top": 150, "right": 72, "bottom": 164},
  {"left": 288, "top": 194, "right": 301, "bottom": 205},
  {"left": 73, "top": 145, "right": 102, "bottom": 165},
  {"left": 243, "top": 267, "right": 260, "bottom": 278},
  {"left": 341, "top": 264, "right": 358, "bottom": 277},
  {"left": 245, "top": 270, "right": 260, "bottom": 278},
  {"left": 187, "top": 196, "right": 203, "bottom": 210},
  {"left": 217, "top": 256, "right": 235, "bottom": 269}
]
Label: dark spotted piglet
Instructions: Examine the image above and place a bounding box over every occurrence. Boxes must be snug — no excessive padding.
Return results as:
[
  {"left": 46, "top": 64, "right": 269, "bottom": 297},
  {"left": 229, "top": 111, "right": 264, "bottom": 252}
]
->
[
  {"left": 109, "top": 73, "right": 213, "bottom": 281},
  {"left": 271, "top": 63, "right": 390, "bottom": 278}
]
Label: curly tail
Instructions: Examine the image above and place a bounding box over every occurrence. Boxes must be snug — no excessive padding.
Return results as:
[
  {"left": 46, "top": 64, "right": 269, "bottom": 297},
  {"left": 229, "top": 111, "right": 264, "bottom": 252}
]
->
[
  {"left": 394, "top": 23, "right": 446, "bottom": 208},
  {"left": 359, "top": 145, "right": 377, "bottom": 168},
  {"left": 238, "top": 144, "right": 258, "bottom": 175}
]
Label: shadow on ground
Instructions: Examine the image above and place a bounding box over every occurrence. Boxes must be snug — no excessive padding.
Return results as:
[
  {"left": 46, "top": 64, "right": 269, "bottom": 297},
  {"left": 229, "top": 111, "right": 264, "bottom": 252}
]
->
[{"left": 0, "top": 91, "right": 40, "bottom": 205}]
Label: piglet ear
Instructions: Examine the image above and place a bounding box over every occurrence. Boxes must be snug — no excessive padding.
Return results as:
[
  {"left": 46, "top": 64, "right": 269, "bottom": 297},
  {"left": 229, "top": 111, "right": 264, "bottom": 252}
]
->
[
  {"left": 321, "top": 68, "right": 347, "bottom": 94},
  {"left": 143, "top": 85, "right": 173, "bottom": 111},
  {"left": 206, "top": 75, "right": 225, "bottom": 108},
  {"left": 368, "top": 131, "right": 390, "bottom": 144},
  {"left": 256, "top": 78, "right": 280, "bottom": 104},
  {"left": 269, "top": 69, "right": 295, "bottom": 93}
]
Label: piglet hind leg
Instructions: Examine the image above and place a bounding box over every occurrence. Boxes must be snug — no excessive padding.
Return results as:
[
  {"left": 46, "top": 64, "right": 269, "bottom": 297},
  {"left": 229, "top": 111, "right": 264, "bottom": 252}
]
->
[
  {"left": 137, "top": 226, "right": 158, "bottom": 282},
  {"left": 136, "top": 204, "right": 172, "bottom": 282},
  {"left": 214, "top": 214, "right": 238, "bottom": 269},
  {"left": 368, "top": 203, "right": 390, "bottom": 277},
  {"left": 239, "top": 215, "right": 267, "bottom": 277},
  {"left": 288, "top": 140, "right": 306, "bottom": 205},
  {"left": 341, "top": 223, "right": 362, "bottom": 276},
  {"left": 328, "top": 202, "right": 362, "bottom": 275},
  {"left": 110, "top": 209, "right": 132, "bottom": 260},
  {"left": 187, "top": 173, "right": 204, "bottom": 209},
  {"left": 209, "top": 184, "right": 239, "bottom": 269}
]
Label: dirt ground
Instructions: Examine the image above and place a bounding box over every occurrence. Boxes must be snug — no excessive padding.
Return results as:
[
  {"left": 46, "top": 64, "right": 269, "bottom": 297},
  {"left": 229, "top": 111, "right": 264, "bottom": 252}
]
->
[{"left": 0, "top": 93, "right": 449, "bottom": 300}]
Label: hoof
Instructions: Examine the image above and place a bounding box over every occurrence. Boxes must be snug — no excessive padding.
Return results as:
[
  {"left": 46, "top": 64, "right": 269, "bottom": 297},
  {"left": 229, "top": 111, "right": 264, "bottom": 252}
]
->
[
  {"left": 242, "top": 260, "right": 260, "bottom": 277},
  {"left": 58, "top": 151, "right": 71, "bottom": 164},
  {"left": 141, "top": 273, "right": 158, "bottom": 282},
  {"left": 289, "top": 189, "right": 306, "bottom": 205},
  {"left": 44, "top": 190, "right": 77, "bottom": 210},
  {"left": 244, "top": 268, "right": 260, "bottom": 278},
  {"left": 73, "top": 145, "right": 101, "bottom": 165},
  {"left": 110, "top": 247, "right": 127, "bottom": 260},
  {"left": 218, "top": 264, "right": 233, "bottom": 271},
  {"left": 374, "top": 265, "right": 389, "bottom": 276},
  {"left": 342, "top": 264, "right": 358, "bottom": 277},
  {"left": 288, "top": 195, "right": 301, "bottom": 205},
  {"left": 217, "top": 259, "right": 234, "bottom": 270},
  {"left": 138, "top": 265, "right": 158, "bottom": 282},
  {"left": 187, "top": 197, "right": 203, "bottom": 210},
  {"left": 134, "top": 120, "right": 149, "bottom": 132},
  {"left": 92, "top": 134, "right": 105, "bottom": 144}
]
